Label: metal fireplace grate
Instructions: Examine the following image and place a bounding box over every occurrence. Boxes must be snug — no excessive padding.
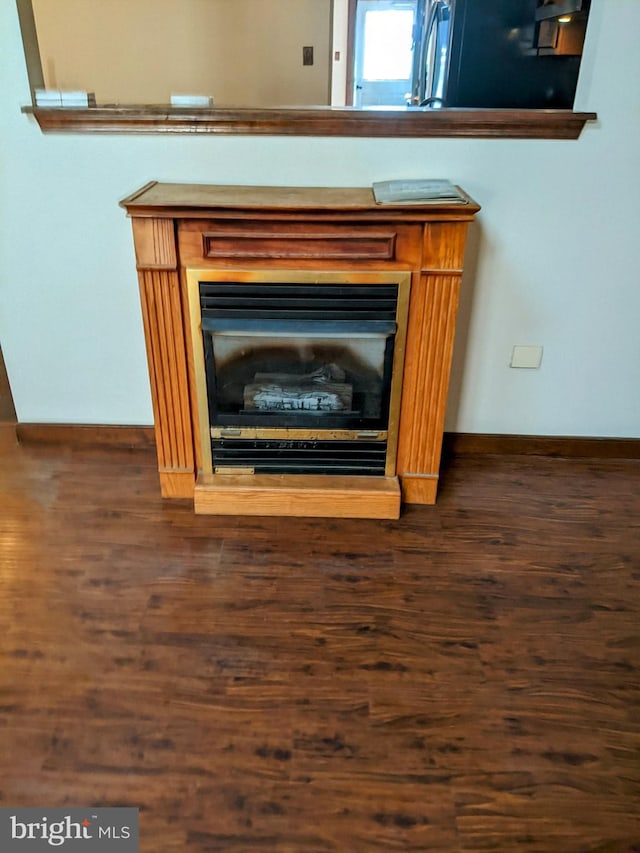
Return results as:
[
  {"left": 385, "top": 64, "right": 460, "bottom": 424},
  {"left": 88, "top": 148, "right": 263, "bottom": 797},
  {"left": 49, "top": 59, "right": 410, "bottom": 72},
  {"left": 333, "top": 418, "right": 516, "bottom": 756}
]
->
[
  {"left": 199, "top": 282, "right": 398, "bottom": 322},
  {"left": 212, "top": 438, "right": 388, "bottom": 476}
]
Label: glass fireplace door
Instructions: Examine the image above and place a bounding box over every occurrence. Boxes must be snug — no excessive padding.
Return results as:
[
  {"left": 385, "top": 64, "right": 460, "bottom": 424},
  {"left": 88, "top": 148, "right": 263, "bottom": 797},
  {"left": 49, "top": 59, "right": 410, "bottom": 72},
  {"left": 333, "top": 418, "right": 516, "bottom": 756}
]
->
[{"left": 203, "top": 322, "right": 395, "bottom": 432}]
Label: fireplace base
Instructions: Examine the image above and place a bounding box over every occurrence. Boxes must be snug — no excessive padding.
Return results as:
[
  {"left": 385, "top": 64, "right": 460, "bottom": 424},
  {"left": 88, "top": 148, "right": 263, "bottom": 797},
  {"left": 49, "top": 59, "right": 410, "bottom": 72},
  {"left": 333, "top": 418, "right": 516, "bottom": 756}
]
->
[{"left": 195, "top": 473, "right": 401, "bottom": 518}]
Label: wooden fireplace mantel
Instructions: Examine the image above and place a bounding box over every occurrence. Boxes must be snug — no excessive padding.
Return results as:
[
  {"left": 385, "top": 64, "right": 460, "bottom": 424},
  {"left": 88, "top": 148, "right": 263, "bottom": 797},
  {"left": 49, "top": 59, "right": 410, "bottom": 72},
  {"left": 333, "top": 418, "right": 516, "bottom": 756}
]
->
[{"left": 121, "top": 182, "right": 480, "bottom": 518}]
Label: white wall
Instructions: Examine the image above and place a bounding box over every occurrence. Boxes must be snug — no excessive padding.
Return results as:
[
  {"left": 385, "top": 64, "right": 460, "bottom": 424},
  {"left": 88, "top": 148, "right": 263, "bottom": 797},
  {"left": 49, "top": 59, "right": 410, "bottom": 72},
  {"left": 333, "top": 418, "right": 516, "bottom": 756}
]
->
[
  {"left": 1, "top": 0, "right": 639, "bottom": 436},
  {"left": 331, "top": 0, "right": 349, "bottom": 106}
]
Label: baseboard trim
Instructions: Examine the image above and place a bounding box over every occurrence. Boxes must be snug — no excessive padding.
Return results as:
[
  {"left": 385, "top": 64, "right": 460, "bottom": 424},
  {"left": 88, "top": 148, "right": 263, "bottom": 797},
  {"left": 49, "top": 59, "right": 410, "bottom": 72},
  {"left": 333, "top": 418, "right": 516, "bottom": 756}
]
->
[
  {"left": 16, "top": 423, "right": 156, "bottom": 450},
  {"left": 14, "top": 424, "right": 640, "bottom": 461},
  {"left": 443, "top": 432, "right": 640, "bottom": 460}
]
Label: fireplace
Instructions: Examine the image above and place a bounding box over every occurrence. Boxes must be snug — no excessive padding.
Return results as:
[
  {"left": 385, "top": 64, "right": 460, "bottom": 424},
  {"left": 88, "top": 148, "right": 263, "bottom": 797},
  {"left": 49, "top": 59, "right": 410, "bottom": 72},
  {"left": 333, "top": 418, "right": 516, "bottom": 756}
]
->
[
  {"left": 120, "top": 183, "right": 480, "bottom": 518},
  {"left": 187, "top": 270, "right": 410, "bottom": 479}
]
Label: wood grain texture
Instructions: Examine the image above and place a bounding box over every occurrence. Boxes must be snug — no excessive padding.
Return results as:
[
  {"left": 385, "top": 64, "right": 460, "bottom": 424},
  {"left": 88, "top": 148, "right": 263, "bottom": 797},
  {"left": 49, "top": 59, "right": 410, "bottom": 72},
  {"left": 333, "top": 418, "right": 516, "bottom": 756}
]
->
[
  {"left": 125, "top": 184, "right": 480, "bottom": 218},
  {"left": 444, "top": 432, "right": 640, "bottom": 459},
  {"left": 423, "top": 222, "right": 470, "bottom": 271},
  {"left": 400, "top": 474, "right": 438, "bottom": 505},
  {"left": 16, "top": 424, "right": 154, "bottom": 449},
  {"left": 0, "top": 438, "right": 639, "bottom": 852},
  {"left": 26, "top": 105, "right": 598, "bottom": 139},
  {"left": 137, "top": 269, "right": 194, "bottom": 495},
  {"left": 178, "top": 221, "right": 425, "bottom": 272},
  {"left": 126, "top": 184, "right": 479, "bottom": 510},
  {"left": 397, "top": 273, "right": 461, "bottom": 489},
  {"left": 159, "top": 471, "right": 195, "bottom": 500},
  {"left": 195, "top": 474, "right": 401, "bottom": 518},
  {"left": 202, "top": 223, "right": 397, "bottom": 261},
  {"left": 131, "top": 217, "right": 177, "bottom": 269}
]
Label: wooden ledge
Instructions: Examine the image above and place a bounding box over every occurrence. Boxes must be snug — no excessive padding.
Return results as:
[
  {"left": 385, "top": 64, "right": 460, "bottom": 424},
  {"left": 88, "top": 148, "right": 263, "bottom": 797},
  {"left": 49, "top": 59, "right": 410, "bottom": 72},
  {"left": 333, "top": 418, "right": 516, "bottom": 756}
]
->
[
  {"left": 194, "top": 473, "right": 401, "bottom": 518},
  {"left": 16, "top": 423, "right": 155, "bottom": 450},
  {"left": 23, "top": 105, "right": 597, "bottom": 139},
  {"left": 443, "top": 433, "right": 640, "bottom": 460}
]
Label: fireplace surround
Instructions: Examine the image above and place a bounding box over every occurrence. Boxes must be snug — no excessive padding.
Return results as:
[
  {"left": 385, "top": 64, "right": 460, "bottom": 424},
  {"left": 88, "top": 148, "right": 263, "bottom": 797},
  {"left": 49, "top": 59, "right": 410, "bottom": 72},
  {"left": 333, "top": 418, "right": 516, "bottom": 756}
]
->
[{"left": 121, "top": 183, "right": 480, "bottom": 518}]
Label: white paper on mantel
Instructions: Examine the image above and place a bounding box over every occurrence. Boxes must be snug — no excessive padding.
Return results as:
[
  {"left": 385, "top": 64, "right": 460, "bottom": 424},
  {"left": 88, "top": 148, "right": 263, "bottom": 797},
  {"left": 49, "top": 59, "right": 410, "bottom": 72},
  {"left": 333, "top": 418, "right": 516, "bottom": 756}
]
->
[{"left": 372, "top": 179, "right": 467, "bottom": 205}]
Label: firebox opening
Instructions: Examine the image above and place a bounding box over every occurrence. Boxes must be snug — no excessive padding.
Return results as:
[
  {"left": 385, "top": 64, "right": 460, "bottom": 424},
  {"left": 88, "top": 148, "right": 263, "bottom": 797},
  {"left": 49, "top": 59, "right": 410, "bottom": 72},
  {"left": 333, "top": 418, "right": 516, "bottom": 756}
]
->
[
  {"left": 187, "top": 271, "right": 411, "bottom": 478},
  {"left": 204, "top": 332, "right": 394, "bottom": 431}
]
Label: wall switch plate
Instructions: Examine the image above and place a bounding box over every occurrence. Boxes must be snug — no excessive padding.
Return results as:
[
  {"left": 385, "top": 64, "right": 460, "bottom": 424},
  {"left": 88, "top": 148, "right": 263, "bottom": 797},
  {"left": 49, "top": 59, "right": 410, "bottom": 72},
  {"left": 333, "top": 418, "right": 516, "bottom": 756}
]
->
[
  {"left": 511, "top": 345, "right": 544, "bottom": 369},
  {"left": 303, "top": 46, "right": 314, "bottom": 66}
]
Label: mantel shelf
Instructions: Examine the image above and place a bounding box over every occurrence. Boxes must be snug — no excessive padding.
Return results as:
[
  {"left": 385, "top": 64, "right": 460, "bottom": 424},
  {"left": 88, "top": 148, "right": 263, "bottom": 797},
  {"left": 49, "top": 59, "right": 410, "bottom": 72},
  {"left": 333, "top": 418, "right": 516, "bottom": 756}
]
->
[{"left": 22, "top": 105, "right": 597, "bottom": 139}]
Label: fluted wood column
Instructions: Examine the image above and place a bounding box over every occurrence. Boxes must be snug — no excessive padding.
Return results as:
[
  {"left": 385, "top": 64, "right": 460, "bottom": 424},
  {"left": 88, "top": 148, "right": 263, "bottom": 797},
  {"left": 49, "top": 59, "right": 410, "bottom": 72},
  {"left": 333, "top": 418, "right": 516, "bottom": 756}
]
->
[
  {"left": 132, "top": 217, "right": 195, "bottom": 498},
  {"left": 397, "top": 222, "right": 469, "bottom": 504}
]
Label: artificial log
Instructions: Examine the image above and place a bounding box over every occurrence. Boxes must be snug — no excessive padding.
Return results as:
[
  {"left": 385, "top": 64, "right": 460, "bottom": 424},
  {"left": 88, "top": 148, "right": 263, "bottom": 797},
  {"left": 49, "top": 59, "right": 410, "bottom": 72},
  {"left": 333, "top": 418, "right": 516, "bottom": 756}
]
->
[
  {"left": 244, "top": 364, "right": 353, "bottom": 412},
  {"left": 244, "top": 377, "right": 353, "bottom": 412}
]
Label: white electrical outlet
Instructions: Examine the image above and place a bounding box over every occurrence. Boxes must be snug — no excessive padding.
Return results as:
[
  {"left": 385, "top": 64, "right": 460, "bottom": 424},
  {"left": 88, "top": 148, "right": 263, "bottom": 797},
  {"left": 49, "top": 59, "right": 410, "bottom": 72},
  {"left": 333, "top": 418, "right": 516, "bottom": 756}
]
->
[{"left": 510, "top": 345, "right": 543, "bottom": 369}]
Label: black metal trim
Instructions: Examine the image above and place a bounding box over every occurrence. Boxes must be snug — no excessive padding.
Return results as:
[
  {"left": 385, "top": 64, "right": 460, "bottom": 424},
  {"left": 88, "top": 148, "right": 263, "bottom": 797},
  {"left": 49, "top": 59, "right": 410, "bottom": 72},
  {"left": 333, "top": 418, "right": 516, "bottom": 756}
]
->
[
  {"left": 201, "top": 318, "right": 396, "bottom": 335},
  {"left": 212, "top": 437, "right": 388, "bottom": 476}
]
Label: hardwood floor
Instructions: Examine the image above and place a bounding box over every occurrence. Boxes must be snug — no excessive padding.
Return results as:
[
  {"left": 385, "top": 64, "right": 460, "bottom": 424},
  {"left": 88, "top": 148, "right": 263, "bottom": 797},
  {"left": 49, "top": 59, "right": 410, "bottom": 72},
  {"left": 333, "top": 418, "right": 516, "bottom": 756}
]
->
[{"left": 1, "top": 430, "right": 639, "bottom": 852}]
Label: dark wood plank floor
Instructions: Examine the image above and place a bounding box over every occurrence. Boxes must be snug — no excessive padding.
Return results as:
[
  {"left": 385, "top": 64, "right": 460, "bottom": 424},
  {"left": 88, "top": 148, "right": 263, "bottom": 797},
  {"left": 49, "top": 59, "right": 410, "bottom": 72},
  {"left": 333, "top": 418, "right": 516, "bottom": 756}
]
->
[{"left": 1, "top": 427, "right": 639, "bottom": 852}]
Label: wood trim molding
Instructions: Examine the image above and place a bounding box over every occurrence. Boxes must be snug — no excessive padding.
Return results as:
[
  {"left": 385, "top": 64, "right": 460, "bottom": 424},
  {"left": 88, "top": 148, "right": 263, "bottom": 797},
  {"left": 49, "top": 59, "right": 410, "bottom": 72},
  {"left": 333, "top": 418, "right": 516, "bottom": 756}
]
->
[
  {"left": 16, "top": 425, "right": 639, "bottom": 462},
  {"left": 397, "top": 271, "right": 462, "bottom": 496},
  {"left": 16, "top": 423, "right": 155, "bottom": 449},
  {"left": 137, "top": 269, "right": 195, "bottom": 497},
  {"left": 443, "top": 433, "right": 640, "bottom": 460},
  {"left": 23, "top": 105, "right": 597, "bottom": 140},
  {"left": 132, "top": 218, "right": 177, "bottom": 269},
  {"left": 201, "top": 227, "right": 397, "bottom": 261}
]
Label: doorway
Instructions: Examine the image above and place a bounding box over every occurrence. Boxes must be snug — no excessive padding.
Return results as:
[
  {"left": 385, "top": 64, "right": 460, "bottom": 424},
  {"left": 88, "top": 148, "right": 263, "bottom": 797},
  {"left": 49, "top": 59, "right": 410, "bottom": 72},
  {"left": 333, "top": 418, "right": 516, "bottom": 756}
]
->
[{"left": 351, "top": 0, "right": 417, "bottom": 107}]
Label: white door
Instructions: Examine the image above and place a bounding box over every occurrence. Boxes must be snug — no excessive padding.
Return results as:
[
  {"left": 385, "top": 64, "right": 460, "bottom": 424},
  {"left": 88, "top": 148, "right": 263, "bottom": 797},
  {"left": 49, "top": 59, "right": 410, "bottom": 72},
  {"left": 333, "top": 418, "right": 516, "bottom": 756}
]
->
[{"left": 352, "top": 0, "right": 418, "bottom": 107}]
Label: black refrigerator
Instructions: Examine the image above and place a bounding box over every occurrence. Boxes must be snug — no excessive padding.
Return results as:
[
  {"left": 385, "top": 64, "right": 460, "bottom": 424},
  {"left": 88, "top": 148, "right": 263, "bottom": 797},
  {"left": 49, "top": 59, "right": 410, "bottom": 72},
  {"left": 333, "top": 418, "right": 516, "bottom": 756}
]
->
[{"left": 415, "top": 0, "right": 590, "bottom": 110}]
